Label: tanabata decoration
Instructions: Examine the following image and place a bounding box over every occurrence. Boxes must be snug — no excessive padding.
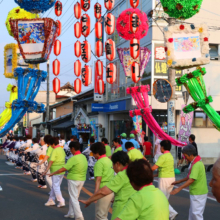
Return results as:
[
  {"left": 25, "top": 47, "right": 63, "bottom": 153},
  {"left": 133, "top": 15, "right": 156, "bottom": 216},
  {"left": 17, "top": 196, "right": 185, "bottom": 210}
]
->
[
  {"left": 94, "top": 3, "right": 101, "bottom": 19},
  {"left": 127, "top": 85, "right": 186, "bottom": 146},
  {"left": 6, "top": 7, "right": 38, "bottom": 37},
  {"left": 130, "top": 0, "right": 139, "bottom": 8},
  {"left": 131, "top": 62, "right": 140, "bottom": 83},
  {"left": 95, "top": 21, "right": 103, "bottom": 39},
  {"left": 176, "top": 67, "right": 220, "bottom": 131},
  {"left": 55, "top": 1, "right": 62, "bottom": 16},
  {"left": 0, "top": 84, "right": 18, "bottom": 127},
  {"left": 105, "top": 0, "right": 115, "bottom": 11},
  {"left": 81, "top": 41, "right": 91, "bottom": 63},
  {"left": 164, "top": 23, "right": 210, "bottom": 69},
  {"left": 105, "top": 13, "right": 115, "bottom": 35},
  {"left": 0, "top": 68, "right": 47, "bottom": 137},
  {"left": 81, "top": 14, "right": 91, "bottom": 37},
  {"left": 105, "top": 39, "right": 115, "bottom": 61},
  {"left": 160, "top": 0, "right": 203, "bottom": 19},
  {"left": 54, "top": 40, "right": 61, "bottom": 56},
  {"left": 116, "top": 8, "right": 149, "bottom": 40},
  {"left": 95, "top": 60, "right": 103, "bottom": 76},
  {"left": 81, "top": 0, "right": 90, "bottom": 12},
  {"left": 10, "top": 18, "right": 58, "bottom": 64},
  {"left": 95, "top": 41, "right": 103, "bottom": 57},
  {"left": 74, "top": 22, "right": 82, "bottom": 38},
  {"left": 74, "top": 2, "right": 82, "bottom": 19},
  {"left": 14, "top": 0, "right": 56, "bottom": 13},
  {"left": 56, "top": 20, "right": 62, "bottom": 36}
]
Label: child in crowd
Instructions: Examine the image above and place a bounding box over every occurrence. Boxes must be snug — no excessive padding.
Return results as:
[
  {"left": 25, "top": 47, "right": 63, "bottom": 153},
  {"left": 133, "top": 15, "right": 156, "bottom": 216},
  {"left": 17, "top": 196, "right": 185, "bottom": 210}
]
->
[
  {"left": 125, "top": 142, "right": 145, "bottom": 162},
  {"left": 112, "top": 138, "right": 123, "bottom": 154},
  {"left": 101, "top": 138, "right": 112, "bottom": 157}
]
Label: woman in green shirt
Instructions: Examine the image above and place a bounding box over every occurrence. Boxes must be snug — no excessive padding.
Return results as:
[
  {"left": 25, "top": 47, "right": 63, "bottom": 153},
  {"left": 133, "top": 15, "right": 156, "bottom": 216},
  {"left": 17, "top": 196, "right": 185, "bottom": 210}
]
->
[
  {"left": 112, "top": 138, "right": 123, "bottom": 154},
  {"left": 101, "top": 138, "right": 112, "bottom": 157}
]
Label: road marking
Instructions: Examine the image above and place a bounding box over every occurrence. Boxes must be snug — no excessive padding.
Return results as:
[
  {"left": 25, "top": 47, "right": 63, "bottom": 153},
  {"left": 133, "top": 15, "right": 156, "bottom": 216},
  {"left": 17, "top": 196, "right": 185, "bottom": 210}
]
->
[{"left": 0, "top": 174, "right": 25, "bottom": 176}]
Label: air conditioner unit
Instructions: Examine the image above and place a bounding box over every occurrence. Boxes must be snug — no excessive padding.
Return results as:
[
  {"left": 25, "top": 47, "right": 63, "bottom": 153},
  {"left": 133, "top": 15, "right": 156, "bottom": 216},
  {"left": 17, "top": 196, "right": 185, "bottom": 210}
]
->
[{"left": 99, "top": 128, "right": 105, "bottom": 137}]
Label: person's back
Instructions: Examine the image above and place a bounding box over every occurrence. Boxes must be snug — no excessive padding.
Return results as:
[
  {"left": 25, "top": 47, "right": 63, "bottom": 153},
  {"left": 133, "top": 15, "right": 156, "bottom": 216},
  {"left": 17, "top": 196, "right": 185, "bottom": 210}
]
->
[{"left": 128, "top": 148, "right": 143, "bottom": 162}]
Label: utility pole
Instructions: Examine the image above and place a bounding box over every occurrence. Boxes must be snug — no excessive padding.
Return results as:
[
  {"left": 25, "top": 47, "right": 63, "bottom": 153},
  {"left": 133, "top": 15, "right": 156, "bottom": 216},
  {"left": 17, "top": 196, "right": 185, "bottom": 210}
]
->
[
  {"left": 46, "top": 59, "right": 50, "bottom": 124},
  {"left": 167, "top": 17, "right": 177, "bottom": 167}
]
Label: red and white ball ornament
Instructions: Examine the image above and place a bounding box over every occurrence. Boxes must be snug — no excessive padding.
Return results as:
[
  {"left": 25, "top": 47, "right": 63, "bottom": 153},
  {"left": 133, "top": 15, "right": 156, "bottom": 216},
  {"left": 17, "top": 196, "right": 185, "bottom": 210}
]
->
[
  {"left": 81, "top": 40, "right": 91, "bottom": 63},
  {"left": 74, "top": 60, "right": 82, "bottom": 77},
  {"left": 53, "top": 59, "right": 60, "bottom": 76},
  {"left": 130, "top": 38, "right": 140, "bottom": 59},
  {"left": 82, "top": 65, "right": 92, "bottom": 86},
  {"left": 53, "top": 78, "right": 60, "bottom": 94},
  {"left": 105, "top": 39, "right": 115, "bottom": 61},
  {"left": 105, "top": 13, "right": 115, "bottom": 35},
  {"left": 54, "top": 40, "right": 61, "bottom": 56},
  {"left": 106, "top": 63, "right": 116, "bottom": 84},
  {"left": 74, "top": 41, "right": 81, "bottom": 57},
  {"left": 74, "top": 2, "right": 82, "bottom": 19},
  {"left": 81, "top": 14, "right": 91, "bottom": 37},
  {"left": 74, "top": 22, "right": 82, "bottom": 38},
  {"left": 97, "top": 79, "right": 105, "bottom": 95},
  {"left": 74, "top": 78, "right": 82, "bottom": 94}
]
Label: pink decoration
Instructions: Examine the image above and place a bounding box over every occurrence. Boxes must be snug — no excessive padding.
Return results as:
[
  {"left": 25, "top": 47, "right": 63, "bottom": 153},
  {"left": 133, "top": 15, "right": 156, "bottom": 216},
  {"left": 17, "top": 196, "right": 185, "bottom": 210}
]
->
[
  {"left": 204, "top": 37, "right": 208, "bottom": 41},
  {"left": 168, "top": 38, "right": 173, "bottom": 43},
  {"left": 116, "top": 8, "right": 149, "bottom": 40},
  {"left": 127, "top": 85, "right": 186, "bottom": 147}
]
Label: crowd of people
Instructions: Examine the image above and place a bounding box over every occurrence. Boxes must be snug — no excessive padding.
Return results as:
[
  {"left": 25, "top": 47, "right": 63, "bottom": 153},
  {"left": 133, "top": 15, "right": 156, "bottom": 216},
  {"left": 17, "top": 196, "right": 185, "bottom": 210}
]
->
[{"left": 1, "top": 132, "right": 220, "bottom": 220}]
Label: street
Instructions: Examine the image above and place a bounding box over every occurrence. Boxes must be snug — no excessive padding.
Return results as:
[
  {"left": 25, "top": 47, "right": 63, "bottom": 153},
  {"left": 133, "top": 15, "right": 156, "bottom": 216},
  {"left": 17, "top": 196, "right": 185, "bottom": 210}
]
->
[{"left": 0, "top": 155, "right": 219, "bottom": 220}]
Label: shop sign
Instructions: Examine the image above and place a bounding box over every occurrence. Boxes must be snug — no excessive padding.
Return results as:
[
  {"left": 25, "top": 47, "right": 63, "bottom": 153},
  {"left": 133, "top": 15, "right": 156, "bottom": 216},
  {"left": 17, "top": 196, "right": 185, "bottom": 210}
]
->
[
  {"left": 168, "top": 100, "right": 175, "bottom": 136},
  {"left": 92, "top": 100, "right": 126, "bottom": 112}
]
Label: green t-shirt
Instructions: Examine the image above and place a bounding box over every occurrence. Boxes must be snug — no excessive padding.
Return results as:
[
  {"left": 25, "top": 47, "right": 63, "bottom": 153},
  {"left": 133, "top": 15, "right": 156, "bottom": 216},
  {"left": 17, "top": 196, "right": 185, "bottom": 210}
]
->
[
  {"left": 114, "top": 146, "right": 123, "bottom": 154},
  {"left": 63, "top": 154, "right": 88, "bottom": 181},
  {"left": 189, "top": 161, "right": 208, "bottom": 195},
  {"left": 105, "top": 145, "right": 112, "bottom": 157},
  {"left": 156, "top": 152, "right": 175, "bottom": 178},
  {"left": 46, "top": 146, "right": 53, "bottom": 162},
  {"left": 50, "top": 147, "right": 66, "bottom": 175},
  {"left": 118, "top": 185, "right": 169, "bottom": 220},
  {"left": 94, "top": 157, "right": 114, "bottom": 188},
  {"left": 127, "top": 148, "right": 143, "bottom": 162},
  {"left": 107, "top": 170, "right": 136, "bottom": 220}
]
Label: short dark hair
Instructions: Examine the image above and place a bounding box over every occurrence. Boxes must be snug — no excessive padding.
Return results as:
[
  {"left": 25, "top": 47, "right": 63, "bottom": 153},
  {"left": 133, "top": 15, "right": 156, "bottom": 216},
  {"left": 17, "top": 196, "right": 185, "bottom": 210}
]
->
[
  {"left": 60, "top": 134, "right": 64, "bottom": 139},
  {"left": 112, "top": 151, "right": 129, "bottom": 166},
  {"left": 26, "top": 135, "right": 32, "bottom": 139},
  {"left": 44, "top": 135, "right": 52, "bottom": 145},
  {"left": 90, "top": 137, "right": 95, "bottom": 144},
  {"left": 69, "top": 141, "right": 80, "bottom": 151},
  {"left": 189, "top": 134, "right": 195, "bottom": 141},
  {"left": 50, "top": 137, "right": 59, "bottom": 146},
  {"left": 19, "top": 136, "right": 23, "bottom": 141},
  {"left": 144, "top": 136, "right": 148, "bottom": 142},
  {"left": 23, "top": 137, "right": 27, "bottom": 142},
  {"left": 70, "top": 135, "right": 77, "bottom": 141},
  {"left": 182, "top": 144, "right": 197, "bottom": 156},
  {"left": 90, "top": 142, "right": 106, "bottom": 155},
  {"left": 32, "top": 138, "right": 38, "bottom": 144},
  {"left": 10, "top": 137, "right": 13, "bottom": 141},
  {"left": 113, "top": 138, "right": 120, "bottom": 144},
  {"left": 14, "top": 136, "right": 19, "bottom": 141},
  {"left": 125, "top": 141, "right": 134, "bottom": 149},
  {"left": 127, "top": 159, "right": 153, "bottom": 187},
  {"left": 160, "top": 140, "right": 171, "bottom": 151},
  {"left": 101, "top": 138, "right": 108, "bottom": 144}
]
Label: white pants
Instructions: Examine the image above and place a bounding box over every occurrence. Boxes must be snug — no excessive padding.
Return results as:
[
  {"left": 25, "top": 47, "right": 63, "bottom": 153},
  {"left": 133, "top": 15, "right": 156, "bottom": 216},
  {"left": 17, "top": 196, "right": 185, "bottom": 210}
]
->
[
  {"left": 46, "top": 169, "right": 52, "bottom": 189},
  {"left": 95, "top": 193, "right": 114, "bottom": 220},
  {"left": 67, "top": 180, "right": 85, "bottom": 218},
  {"left": 158, "top": 177, "right": 177, "bottom": 217},
  {"left": 189, "top": 194, "right": 207, "bottom": 220},
  {"left": 49, "top": 175, "right": 65, "bottom": 204}
]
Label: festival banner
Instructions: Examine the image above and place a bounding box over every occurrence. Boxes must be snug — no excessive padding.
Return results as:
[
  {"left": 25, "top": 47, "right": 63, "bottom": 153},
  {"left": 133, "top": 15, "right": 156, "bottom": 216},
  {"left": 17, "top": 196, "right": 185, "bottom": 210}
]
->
[{"left": 132, "top": 115, "right": 142, "bottom": 143}]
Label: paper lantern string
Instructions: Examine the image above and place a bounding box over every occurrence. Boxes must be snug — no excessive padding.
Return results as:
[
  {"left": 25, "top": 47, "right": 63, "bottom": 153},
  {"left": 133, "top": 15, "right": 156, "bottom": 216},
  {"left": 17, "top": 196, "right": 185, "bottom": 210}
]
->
[{"left": 176, "top": 67, "right": 220, "bottom": 131}]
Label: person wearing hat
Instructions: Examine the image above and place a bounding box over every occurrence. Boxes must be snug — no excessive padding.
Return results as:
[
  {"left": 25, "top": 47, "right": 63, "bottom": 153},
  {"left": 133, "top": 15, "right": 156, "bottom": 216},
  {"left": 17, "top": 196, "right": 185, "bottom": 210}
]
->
[
  {"left": 129, "top": 134, "right": 140, "bottom": 150},
  {"left": 120, "top": 133, "right": 127, "bottom": 152}
]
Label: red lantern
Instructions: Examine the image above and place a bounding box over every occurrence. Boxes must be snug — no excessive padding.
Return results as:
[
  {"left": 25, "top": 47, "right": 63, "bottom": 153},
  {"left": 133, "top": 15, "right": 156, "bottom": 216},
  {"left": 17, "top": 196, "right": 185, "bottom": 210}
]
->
[
  {"left": 131, "top": 62, "right": 141, "bottom": 83},
  {"left": 106, "top": 63, "right": 116, "bottom": 84},
  {"left": 95, "top": 60, "right": 103, "bottom": 76},
  {"left": 74, "top": 22, "right": 82, "bottom": 38},
  {"left": 130, "top": 13, "right": 140, "bottom": 34},
  {"left": 74, "top": 2, "right": 81, "bottom": 19},
  {"left": 53, "top": 78, "right": 60, "bottom": 94},
  {"left": 130, "top": 0, "right": 139, "bottom": 8},
  {"left": 74, "top": 60, "right": 82, "bottom": 77},
  {"left": 105, "top": 39, "right": 115, "bottom": 61},
  {"left": 105, "top": 13, "right": 115, "bottom": 35},
  {"left": 74, "top": 41, "right": 81, "bottom": 57},
  {"left": 53, "top": 59, "right": 60, "bottom": 76},
  {"left": 81, "top": 40, "right": 91, "bottom": 63},
  {"left": 94, "top": 3, "right": 102, "bottom": 19},
  {"left": 81, "top": 14, "right": 90, "bottom": 37},
  {"left": 105, "top": 0, "right": 115, "bottom": 10},
  {"left": 54, "top": 40, "right": 61, "bottom": 56},
  {"left": 55, "top": 1, "right": 62, "bottom": 16},
  {"left": 56, "top": 20, "right": 62, "bottom": 36},
  {"left": 98, "top": 79, "right": 105, "bottom": 95},
  {"left": 95, "top": 40, "right": 103, "bottom": 57},
  {"left": 81, "top": 0, "right": 90, "bottom": 12},
  {"left": 74, "top": 78, "right": 82, "bottom": 94},
  {"left": 130, "top": 38, "right": 140, "bottom": 59},
  {"left": 95, "top": 22, "right": 102, "bottom": 39},
  {"left": 82, "top": 65, "right": 92, "bottom": 86}
]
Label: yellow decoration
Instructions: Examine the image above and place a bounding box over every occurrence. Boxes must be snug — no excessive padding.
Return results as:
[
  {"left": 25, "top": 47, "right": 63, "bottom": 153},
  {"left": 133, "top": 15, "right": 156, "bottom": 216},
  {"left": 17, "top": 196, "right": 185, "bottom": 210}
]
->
[
  {"left": 167, "top": 59, "right": 173, "bottom": 66},
  {"left": 199, "top": 27, "right": 203, "bottom": 33},
  {"left": 167, "top": 50, "right": 171, "bottom": 56}
]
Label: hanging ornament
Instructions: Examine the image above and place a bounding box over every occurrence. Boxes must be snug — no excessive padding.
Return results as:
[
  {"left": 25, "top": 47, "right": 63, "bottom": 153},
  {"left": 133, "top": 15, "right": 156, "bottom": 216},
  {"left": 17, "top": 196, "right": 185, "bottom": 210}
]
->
[
  {"left": 74, "top": 41, "right": 81, "bottom": 57},
  {"left": 81, "top": 40, "right": 91, "bottom": 63},
  {"left": 131, "top": 62, "right": 141, "bottom": 83},
  {"left": 55, "top": 1, "right": 62, "bottom": 17},
  {"left": 95, "top": 60, "right": 103, "bottom": 76},
  {"left": 95, "top": 22, "right": 103, "bottom": 39},
  {"left": 81, "top": 14, "right": 91, "bottom": 37},
  {"left": 53, "top": 78, "right": 60, "bottom": 94},
  {"left": 56, "top": 20, "right": 62, "bottom": 36},
  {"left": 74, "top": 60, "right": 82, "bottom": 77},
  {"left": 53, "top": 59, "right": 60, "bottom": 76},
  {"left": 130, "top": 12, "right": 140, "bottom": 34},
  {"left": 98, "top": 79, "right": 105, "bottom": 95},
  {"left": 105, "top": 39, "right": 115, "bottom": 61},
  {"left": 74, "top": 22, "right": 82, "bottom": 38},
  {"left": 105, "top": 0, "right": 115, "bottom": 10},
  {"left": 95, "top": 40, "right": 103, "bottom": 57},
  {"left": 106, "top": 63, "right": 116, "bottom": 84},
  {"left": 105, "top": 13, "right": 115, "bottom": 35},
  {"left": 130, "top": 0, "right": 139, "bottom": 8},
  {"left": 74, "top": 2, "right": 82, "bottom": 19},
  {"left": 81, "top": 0, "right": 90, "bottom": 12},
  {"left": 94, "top": 3, "right": 102, "bottom": 19},
  {"left": 74, "top": 78, "right": 82, "bottom": 94},
  {"left": 82, "top": 65, "right": 92, "bottom": 86},
  {"left": 54, "top": 40, "right": 61, "bottom": 56},
  {"left": 130, "top": 38, "right": 140, "bottom": 59}
]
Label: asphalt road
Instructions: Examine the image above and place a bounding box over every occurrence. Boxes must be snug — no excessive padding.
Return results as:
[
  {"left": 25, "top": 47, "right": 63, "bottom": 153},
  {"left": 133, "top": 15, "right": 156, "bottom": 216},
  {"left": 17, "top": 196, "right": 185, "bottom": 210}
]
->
[{"left": 0, "top": 155, "right": 219, "bottom": 220}]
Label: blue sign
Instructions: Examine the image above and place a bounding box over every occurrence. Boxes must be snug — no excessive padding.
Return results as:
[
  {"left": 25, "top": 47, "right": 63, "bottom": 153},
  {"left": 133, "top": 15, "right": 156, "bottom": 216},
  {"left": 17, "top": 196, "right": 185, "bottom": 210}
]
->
[
  {"left": 71, "top": 128, "right": 78, "bottom": 136},
  {"left": 92, "top": 100, "right": 126, "bottom": 112}
]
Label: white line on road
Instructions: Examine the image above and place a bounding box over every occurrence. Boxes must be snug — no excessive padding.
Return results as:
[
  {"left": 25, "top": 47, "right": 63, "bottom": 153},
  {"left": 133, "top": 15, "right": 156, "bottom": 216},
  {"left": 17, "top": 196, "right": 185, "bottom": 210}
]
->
[{"left": 0, "top": 174, "right": 25, "bottom": 176}]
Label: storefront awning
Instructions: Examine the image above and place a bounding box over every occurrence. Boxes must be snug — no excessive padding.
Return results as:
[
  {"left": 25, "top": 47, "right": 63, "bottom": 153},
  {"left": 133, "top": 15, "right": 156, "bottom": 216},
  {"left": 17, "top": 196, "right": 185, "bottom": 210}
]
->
[{"left": 52, "top": 121, "right": 75, "bottom": 130}]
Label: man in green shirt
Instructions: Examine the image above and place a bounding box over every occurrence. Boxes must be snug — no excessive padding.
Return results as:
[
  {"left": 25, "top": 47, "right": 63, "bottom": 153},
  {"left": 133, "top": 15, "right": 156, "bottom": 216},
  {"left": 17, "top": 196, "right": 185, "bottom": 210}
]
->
[
  {"left": 101, "top": 138, "right": 112, "bottom": 157},
  {"left": 125, "top": 142, "right": 145, "bottom": 162},
  {"left": 80, "top": 151, "right": 136, "bottom": 220},
  {"left": 49, "top": 141, "right": 88, "bottom": 220},
  {"left": 171, "top": 144, "right": 208, "bottom": 220},
  {"left": 151, "top": 140, "right": 178, "bottom": 220},
  {"left": 113, "top": 138, "right": 123, "bottom": 154},
  {"left": 115, "top": 159, "right": 169, "bottom": 220}
]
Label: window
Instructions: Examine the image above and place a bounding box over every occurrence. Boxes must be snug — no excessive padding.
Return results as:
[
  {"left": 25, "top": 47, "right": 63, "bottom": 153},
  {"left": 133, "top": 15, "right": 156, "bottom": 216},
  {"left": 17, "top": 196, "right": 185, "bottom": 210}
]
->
[{"left": 209, "top": 44, "right": 219, "bottom": 60}]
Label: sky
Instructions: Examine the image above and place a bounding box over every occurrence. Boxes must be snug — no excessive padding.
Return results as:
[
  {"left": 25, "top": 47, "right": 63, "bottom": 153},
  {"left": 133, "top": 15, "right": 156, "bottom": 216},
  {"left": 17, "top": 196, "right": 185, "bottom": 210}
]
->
[{"left": 0, "top": 0, "right": 106, "bottom": 111}]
